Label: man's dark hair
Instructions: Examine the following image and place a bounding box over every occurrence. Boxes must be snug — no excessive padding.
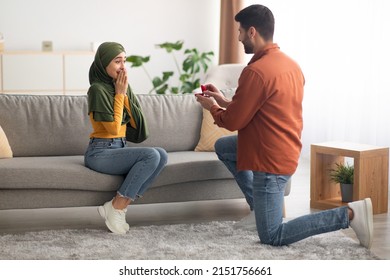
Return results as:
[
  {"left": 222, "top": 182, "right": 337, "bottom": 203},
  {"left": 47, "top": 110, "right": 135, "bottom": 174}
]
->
[{"left": 235, "top": 4, "right": 275, "bottom": 41}]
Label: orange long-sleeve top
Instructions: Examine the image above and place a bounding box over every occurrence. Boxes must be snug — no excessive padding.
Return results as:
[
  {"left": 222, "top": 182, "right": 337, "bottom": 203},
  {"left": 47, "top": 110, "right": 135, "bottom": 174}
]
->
[
  {"left": 89, "top": 94, "right": 136, "bottom": 139},
  {"left": 211, "top": 44, "right": 304, "bottom": 174}
]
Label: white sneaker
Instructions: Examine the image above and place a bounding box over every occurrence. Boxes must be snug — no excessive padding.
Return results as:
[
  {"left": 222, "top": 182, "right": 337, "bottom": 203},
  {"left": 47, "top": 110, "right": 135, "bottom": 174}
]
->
[
  {"left": 348, "top": 198, "right": 374, "bottom": 249},
  {"left": 122, "top": 212, "right": 130, "bottom": 232},
  {"left": 98, "top": 199, "right": 129, "bottom": 234},
  {"left": 233, "top": 211, "right": 257, "bottom": 231}
]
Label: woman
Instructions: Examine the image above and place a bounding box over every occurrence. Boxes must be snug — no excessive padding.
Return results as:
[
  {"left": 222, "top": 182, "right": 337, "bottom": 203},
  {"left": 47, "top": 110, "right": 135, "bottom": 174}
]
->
[{"left": 84, "top": 42, "right": 168, "bottom": 234}]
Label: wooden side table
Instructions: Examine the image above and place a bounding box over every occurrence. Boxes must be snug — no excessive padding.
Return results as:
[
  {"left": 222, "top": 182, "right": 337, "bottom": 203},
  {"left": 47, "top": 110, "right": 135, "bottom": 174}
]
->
[{"left": 310, "top": 141, "right": 389, "bottom": 214}]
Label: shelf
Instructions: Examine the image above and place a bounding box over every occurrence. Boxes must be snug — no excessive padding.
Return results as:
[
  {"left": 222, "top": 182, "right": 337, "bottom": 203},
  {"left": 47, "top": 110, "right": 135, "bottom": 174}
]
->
[
  {"left": 310, "top": 142, "right": 389, "bottom": 214},
  {"left": 310, "top": 197, "right": 348, "bottom": 210},
  {"left": 0, "top": 52, "right": 94, "bottom": 94}
]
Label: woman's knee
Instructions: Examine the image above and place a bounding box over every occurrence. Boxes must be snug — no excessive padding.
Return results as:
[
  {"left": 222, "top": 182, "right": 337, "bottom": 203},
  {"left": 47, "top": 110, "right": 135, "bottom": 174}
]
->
[
  {"left": 154, "top": 147, "right": 168, "bottom": 165},
  {"left": 143, "top": 148, "right": 160, "bottom": 161}
]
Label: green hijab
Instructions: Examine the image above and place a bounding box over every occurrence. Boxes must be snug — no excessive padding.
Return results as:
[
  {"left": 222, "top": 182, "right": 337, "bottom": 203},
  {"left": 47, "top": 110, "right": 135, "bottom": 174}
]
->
[{"left": 87, "top": 42, "right": 148, "bottom": 143}]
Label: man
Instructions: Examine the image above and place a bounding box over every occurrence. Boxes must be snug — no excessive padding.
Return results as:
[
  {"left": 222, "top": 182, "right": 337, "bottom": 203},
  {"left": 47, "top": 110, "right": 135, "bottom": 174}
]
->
[{"left": 196, "top": 4, "right": 373, "bottom": 248}]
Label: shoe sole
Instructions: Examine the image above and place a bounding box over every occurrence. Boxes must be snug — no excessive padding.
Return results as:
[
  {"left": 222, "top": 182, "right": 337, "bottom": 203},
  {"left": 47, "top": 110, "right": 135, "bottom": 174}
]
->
[
  {"left": 97, "top": 206, "right": 126, "bottom": 235},
  {"left": 363, "top": 198, "right": 374, "bottom": 249}
]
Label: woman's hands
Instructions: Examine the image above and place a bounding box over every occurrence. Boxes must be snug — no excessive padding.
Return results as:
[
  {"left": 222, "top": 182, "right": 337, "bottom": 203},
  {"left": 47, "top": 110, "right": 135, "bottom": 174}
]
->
[{"left": 115, "top": 69, "right": 128, "bottom": 95}]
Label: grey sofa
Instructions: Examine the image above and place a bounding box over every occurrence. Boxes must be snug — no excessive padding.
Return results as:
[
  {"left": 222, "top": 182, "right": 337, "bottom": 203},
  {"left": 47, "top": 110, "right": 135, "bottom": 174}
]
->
[
  {"left": 0, "top": 94, "right": 236, "bottom": 210},
  {"left": 0, "top": 93, "right": 290, "bottom": 211}
]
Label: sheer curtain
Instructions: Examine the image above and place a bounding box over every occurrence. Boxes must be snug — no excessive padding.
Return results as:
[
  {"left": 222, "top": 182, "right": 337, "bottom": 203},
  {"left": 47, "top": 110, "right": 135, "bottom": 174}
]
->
[{"left": 243, "top": 0, "right": 390, "bottom": 156}]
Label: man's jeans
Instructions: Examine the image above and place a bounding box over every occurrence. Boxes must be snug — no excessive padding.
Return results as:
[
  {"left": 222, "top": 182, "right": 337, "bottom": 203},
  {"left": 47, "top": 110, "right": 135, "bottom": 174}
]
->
[
  {"left": 214, "top": 135, "right": 254, "bottom": 210},
  {"left": 84, "top": 138, "right": 167, "bottom": 200},
  {"left": 215, "top": 135, "right": 349, "bottom": 246}
]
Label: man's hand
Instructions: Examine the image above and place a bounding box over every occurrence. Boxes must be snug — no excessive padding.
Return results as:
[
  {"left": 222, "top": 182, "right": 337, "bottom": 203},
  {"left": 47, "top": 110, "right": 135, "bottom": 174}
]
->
[
  {"left": 198, "top": 84, "right": 231, "bottom": 108},
  {"left": 195, "top": 93, "right": 218, "bottom": 111}
]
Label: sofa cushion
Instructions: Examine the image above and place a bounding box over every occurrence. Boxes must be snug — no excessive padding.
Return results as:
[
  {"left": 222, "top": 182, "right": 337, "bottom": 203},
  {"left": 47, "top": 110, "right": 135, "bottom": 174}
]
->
[
  {"left": 0, "top": 95, "right": 91, "bottom": 157},
  {"left": 129, "top": 94, "right": 202, "bottom": 152},
  {"left": 155, "top": 151, "right": 234, "bottom": 186},
  {"left": 195, "top": 108, "right": 237, "bottom": 152},
  {"left": 0, "top": 152, "right": 233, "bottom": 191},
  {"left": 0, "top": 156, "right": 123, "bottom": 191}
]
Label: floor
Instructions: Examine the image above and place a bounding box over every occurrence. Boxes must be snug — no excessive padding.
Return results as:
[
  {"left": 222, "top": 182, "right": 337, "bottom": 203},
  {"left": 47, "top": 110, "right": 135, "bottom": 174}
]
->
[{"left": 0, "top": 156, "right": 389, "bottom": 259}]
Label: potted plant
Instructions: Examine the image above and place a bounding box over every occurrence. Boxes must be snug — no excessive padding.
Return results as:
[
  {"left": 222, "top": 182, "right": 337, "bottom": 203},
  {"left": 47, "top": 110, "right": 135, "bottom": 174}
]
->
[
  {"left": 126, "top": 40, "right": 214, "bottom": 94},
  {"left": 329, "top": 162, "right": 354, "bottom": 202}
]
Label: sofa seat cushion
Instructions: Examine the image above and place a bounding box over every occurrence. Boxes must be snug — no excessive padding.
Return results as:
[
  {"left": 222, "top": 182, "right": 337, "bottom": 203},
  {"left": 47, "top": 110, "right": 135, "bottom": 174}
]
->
[
  {"left": 0, "top": 152, "right": 233, "bottom": 192},
  {"left": 152, "top": 151, "right": 233, "bottom": 187},
  {"left": 0, "top": 156, "right": 123, "bottom": 192}
]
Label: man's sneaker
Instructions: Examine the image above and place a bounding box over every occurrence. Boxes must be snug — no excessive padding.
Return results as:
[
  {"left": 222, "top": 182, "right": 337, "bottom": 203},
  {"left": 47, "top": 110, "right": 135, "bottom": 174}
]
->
[
  {"left": 233, "top": 211, "right": 257, "bottom": 231},
  {"left": 348, "top": 198, "right": 374, "bottom": 249},
  {"left": 98, "top": 199, "right": 129, "bottom": 234}
]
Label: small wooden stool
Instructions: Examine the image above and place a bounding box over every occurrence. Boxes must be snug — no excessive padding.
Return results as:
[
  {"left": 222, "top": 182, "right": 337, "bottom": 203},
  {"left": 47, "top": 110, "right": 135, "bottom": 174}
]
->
[{"left": 310, "top": 141, "right": 389, "bottom": 214}]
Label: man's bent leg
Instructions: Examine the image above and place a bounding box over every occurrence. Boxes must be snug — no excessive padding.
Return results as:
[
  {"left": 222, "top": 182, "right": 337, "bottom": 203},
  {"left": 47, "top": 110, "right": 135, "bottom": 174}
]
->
[{"left": 215, "top": 135, "right": 253, "bottom": 209}]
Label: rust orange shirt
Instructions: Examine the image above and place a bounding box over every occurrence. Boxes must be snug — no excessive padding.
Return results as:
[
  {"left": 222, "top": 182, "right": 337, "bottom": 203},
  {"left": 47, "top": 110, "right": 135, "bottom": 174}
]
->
[{"left": 211, "top": 44, "right": 304, "bottom": 174}]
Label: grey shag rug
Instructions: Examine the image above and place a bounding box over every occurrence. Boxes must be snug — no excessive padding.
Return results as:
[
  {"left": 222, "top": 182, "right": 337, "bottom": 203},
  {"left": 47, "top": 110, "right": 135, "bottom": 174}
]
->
[{"left": 0, "top": 221, "right": 380, "bottom": 260}]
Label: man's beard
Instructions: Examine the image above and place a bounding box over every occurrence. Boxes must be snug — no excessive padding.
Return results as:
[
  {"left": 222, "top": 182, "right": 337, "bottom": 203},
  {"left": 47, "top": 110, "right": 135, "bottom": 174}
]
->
[
  {"left": 242, "top": 38, "right": 254, "bottom": 54},
  {"left": 243, "top": 44, "right": 253, "bottom": 54}
]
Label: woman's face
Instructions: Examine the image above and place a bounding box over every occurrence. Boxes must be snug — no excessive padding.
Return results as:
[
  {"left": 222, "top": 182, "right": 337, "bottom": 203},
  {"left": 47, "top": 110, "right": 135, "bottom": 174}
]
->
[{"left": 105, "top": 52, "right": 126, "bottom": 80}]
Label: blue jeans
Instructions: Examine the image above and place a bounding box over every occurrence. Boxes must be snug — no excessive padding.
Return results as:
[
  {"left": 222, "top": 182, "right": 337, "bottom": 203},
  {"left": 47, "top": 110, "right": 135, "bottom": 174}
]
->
[
  {"left": 214, "top": 135, "right": 254, "bottom": 210},
  {"left": 84, "top": 138, "right": 167, "bottom": 200},
  {"left": 215, "top": 135, "right": 350, "bottom": 246}
]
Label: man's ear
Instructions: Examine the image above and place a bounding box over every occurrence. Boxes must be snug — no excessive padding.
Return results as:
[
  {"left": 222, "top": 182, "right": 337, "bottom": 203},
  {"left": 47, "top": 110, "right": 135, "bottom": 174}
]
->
[{"left": 249, "top": 26, "right": 257, "bottom": 39}]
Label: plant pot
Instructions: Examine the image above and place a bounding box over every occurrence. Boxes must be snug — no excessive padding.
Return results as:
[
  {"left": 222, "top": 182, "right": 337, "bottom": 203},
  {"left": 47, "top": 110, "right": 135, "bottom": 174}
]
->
[{"left": 340, "top": 183, "right": 353, "bottom": 202}]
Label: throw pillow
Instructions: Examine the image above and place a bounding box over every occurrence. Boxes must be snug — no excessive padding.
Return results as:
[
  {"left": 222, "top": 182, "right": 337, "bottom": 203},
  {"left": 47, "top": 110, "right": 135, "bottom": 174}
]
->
[
  {"left": 0, "top": 125, "right": 13, "bottom": 158},
  {"left": 195, "top": 108, "right": 237, "bottom": 152}
]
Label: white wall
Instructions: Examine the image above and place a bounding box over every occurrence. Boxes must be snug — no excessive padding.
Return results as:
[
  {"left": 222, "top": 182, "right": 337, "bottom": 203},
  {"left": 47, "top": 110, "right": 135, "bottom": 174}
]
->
[{"left": 0, "top": 0, "right": 221, "bottom": 93}]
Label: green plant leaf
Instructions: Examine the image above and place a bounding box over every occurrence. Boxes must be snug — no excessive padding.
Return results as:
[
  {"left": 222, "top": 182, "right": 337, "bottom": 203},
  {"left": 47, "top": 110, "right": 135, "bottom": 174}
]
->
[
  {"left": 150, "top": 72, "right": 174, "bottom": 94},
  {"left": 179, "top": 73, "right": 191, "bottom": 82},
  {"left": 155, "top": 84, "right": 169, "bottom": 94},
  {"left": 156, "top": 41, "right": 183, "bottom": 53},
  {"left": 182, "top": 49, "right": 214, "bottom": 74},
  {"left": 152, "top": 77, "right": 163, "bottom": 88},
  {"left": 162, "top": 71, "right": 174, "bottom": 81},
  {"left": 199, "top": 51, "right": 214, "bottom": 72},
  {"left": 182, "top": 49, "right": 199, "bottom": 74},
  {"left": 180, "top": 78, "right": 200, "bottom": 93},
  {"left": 329, "top": 163, "right": 354, "bottom": 184},
  {"left": 170, "top": 87, "right": 179, "bottom": 94},
  {"left": 180, "top": 81, "right": 194, "bottom": 93},
  {"left": 151, "top": 72, "right": 173, "bottom": 87},
  {"left": 126, "top": 40, "right": 214, "bottom": 94},
  {"left": 126, "top": 55, "right": 150, "bottom": 67}
]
